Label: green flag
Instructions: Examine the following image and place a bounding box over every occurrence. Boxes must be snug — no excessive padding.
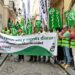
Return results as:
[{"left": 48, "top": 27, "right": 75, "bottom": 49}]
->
[
  {"left": 26, "top": 19, "right": 33, "bottom": 35},
  {"left": 65, "top": 10, "right": 75, "bottom": 28},
  {"left": 48, "top": 8, "right": 62, "bottom": 31},
  {"left": 7, "top": 18, "right": 12, "bottom": 29},
  {"left": 35, "top": 20, "right": 41, "bottom": 32}
]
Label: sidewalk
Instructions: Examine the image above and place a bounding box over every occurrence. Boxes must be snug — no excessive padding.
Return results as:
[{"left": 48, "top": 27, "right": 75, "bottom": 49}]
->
[
  {"left": 0, "top": 54, "right": 8, "bottom": 66},
  {"left": 67, "top": 67, "right": 75, "bottom": 75},
  {"left": 59, "top": 64, "right": 75, "bottom": 75},
  {"left": 0, "top": 54, "right": 75, "bottom": 75}
]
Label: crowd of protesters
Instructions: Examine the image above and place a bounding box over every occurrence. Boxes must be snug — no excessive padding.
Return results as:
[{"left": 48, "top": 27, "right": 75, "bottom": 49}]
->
[
  {"left": 28, "top": 25, "right": 75, "bottom": 70},
  {"left": 56, "top": 25, "right": 75, "bottom": 70},
  {"left": 0, "top": 18, "right": 75, "bottom": 70}
]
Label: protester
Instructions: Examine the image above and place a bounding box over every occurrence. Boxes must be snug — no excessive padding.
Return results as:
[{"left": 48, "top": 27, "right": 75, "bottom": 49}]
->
[
  {"left": 29, "top": 27, "right": 38, "bottom": 62},
  {"left": 33, "top": 27, "right": 38, "bottom": 62},
  {"left": 70, "top": 25, "right": 75, "bottom": 70},
  {"left": 56, "top": 28, "right": 64, "bottom": 63},
  {"left": 38, "top": 27, "right": 44, "bottom": 62},
  {"left": 18, "top": 29, "right": 24, "bottom": 62},
  {"left": 44, "top": 26, "right": 51, "bottom": 63},
  {"left": 59, "top": 26, "right": 71, "bottom": 69}
]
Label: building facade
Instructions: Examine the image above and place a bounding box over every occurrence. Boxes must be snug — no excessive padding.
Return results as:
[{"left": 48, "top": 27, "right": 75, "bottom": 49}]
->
[{"left": 0, "top": 0, "right": 17, "bottom": 30}]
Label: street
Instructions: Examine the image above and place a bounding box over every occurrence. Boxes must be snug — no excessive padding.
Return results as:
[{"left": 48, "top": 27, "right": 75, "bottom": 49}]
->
[{"left": 0, "top": 55, "right": 67, "bottom": 75}]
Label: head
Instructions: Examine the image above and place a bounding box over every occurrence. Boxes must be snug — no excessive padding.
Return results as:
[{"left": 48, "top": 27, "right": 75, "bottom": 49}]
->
[
  {"left": 44, "top": 26, "right": 48, "bottom": 32},
  {"left": 4, "top": 26, "right": 7, "bottom": 31},
  {"left": 63, "top": 25, "right": 69, "bottom": 32},
  {"left": 49, "top": 29, "right": 53, "bottom": 32},
  {"left": 40, "top": 27, "right": 43, "bottom": 33},
  {"left": 56, "top": 28, "right": 61, "bottom": 32},
  {"left": 71, "top": 25, "right": 75, "bottom": 32},
  {"left": 8, "top": 18, "right": 11, "bottom": 21},
  {"left": 18, "top": 29, "right": 22, "bottom": 33},
  {"left": 17, "top": 21, "right": 19, "bottom": 24},
  {"left": 34, "top": 27, "right": 38, "bottom": 33}
]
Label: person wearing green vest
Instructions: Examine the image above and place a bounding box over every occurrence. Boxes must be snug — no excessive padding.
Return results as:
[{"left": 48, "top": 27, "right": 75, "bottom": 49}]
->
[
  {"left": 1, "top": 26, "right": 10, "bottom": 35},
  {"left": 10, "top": 27, "right": 18, "bottom": 36},
  {"left": 56, "top": 28, "right": 64, "bottom": 63},
  {"left": 70, "top": 25, "right": 75, "bottom": 70},
  {"left": 35, "top": 20, "right": 41, "bottom": 32},
  {"left": 1, "top": 27, "right": 7, "bottom": 34},
  {"left": 9, "top": 21, "right": 18, "bottom": 36},
  {"left": 59, "top": 25, "right": 71, "bottom": 69}
]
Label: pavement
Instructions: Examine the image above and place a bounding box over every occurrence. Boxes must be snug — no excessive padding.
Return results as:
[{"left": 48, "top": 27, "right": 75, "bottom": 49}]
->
[
  {"left": 0, "top": 54, "right": 8, "bottom": 66},
  {"left": 58, "top": 61, "right": 75, "bottom": 75},
  {"left": 0, "top": 55, "right": 67, "bottom": 75},
  {"left": 0, "top": 55, "right": 75, "bottom": 75}
]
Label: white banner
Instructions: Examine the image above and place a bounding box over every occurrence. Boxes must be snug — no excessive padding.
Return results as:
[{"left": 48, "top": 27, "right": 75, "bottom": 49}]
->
[
  {"left": 23, "top": 0, "right": 30, "bottom": 29},
  {"left": 0, "top": 33, "right": 57, "bottom": 56},
  {"left": 39, "top": 0, "right": 48, "bottom": 26}
]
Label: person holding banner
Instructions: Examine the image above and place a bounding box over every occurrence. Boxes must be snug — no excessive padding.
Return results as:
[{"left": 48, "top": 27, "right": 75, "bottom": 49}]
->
[
  {"left": 38, "top": 27, "right": 44, "bottom": 62},
  {"left": 70, "top": 25, "right": 75, "bottom": 70},
  {"left": 29, "top": 27, "right": 38, "bottom": 62},
  {"left": 17, "top": 29, "right": 24, "bottom": 62},
  {"left": 56, "top": 28, "right": 64, "bottom": 63},
  {"left": 38, "top": 26, "right": 49, "bottom": 62}
]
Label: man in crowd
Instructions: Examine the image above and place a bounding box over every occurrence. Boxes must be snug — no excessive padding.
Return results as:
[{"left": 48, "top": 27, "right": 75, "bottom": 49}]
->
[
  {"left": 29, "top": 27, "right": 38, "bottom": 62},
  {"left": 59, "top": 26, "right": 71, "bottom": 69}
]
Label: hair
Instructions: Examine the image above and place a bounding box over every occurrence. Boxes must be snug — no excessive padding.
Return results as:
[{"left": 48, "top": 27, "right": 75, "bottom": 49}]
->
[
  {"left": 44, "top": 26, "right": 48, "bottom": 32},
  {"left": 34, "top": 27, "right": 38, "bottom": 33},
  {"left": 56, "top": 28, "right": 62, "bottom": 32},
  {"left": 73, "top": 25, "right": 75, "bottom": 28},
  {"left": 49, "top": 29, "right": 53, "bottom": 32}
]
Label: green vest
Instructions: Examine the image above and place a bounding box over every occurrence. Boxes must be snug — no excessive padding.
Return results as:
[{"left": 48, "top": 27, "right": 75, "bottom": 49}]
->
[
  {"left": 70, "top": 40, "right": 75, "bottom": 48},
  {"left": 5, "top": 29, "right": 10, "bottom": 35},
  {"left": 62, "top": 38, "right": 70, "bottom": 47},
  {"left": 1, "top": 29, "right": 5, "bottom": 33},
  {"left": 11, "top": 28, "right": 18, "bottom": 36},
  {"left": 58, "top": 39, "right": 62, "bottom": 46}
]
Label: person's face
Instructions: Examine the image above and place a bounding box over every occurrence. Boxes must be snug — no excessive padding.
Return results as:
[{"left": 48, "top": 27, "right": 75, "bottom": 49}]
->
[
  {"left": 34, "top": 27, "right": 38, "bottom": 33},
  {"left": 64, "top": 27, "right": 67, "bottom": 32},
  {"left": 4, "top": 27, "right": 7, "bottom": 31},
  {"left": 40, "top": 28, "right": 43, "bottom": 32},
  {"left": 44, "top": 27, "right": 48, "bottom": 32},
  {"left": 56, "top": 30, "right": 59, "bottom": 33},
  {"left": 72, "top": 27, "right": 75, "bottom": 32}
]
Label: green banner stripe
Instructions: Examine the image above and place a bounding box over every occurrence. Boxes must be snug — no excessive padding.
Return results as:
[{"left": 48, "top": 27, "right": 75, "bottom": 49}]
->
[{"left": 11, "top": 46, "right": 53, "bottom": 56}]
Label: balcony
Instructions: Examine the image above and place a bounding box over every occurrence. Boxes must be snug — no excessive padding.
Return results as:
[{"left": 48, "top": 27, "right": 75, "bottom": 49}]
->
[
  {"left": 8, "top": 1, "right": 17, "bottom": 18},
  {"left": 9, "top": 1, "right": 15, "bottom": 11},
  {"left": 0, "top": 0, "right": 4, "bottom": 4}
]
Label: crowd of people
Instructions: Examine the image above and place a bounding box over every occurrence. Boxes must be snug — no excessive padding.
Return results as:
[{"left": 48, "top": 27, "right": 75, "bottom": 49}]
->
[
  {"left": 17, "top": 24, "right": 75, "bottom": 70},
  {"left": 0, "top": 18, "right": 75, "bottom": 70},
  {"left": 1, "top": 18, "right": 26, "bottom": 36},
  {"left": 57, "top": 25, "right": 75, "bottom": 70}
]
